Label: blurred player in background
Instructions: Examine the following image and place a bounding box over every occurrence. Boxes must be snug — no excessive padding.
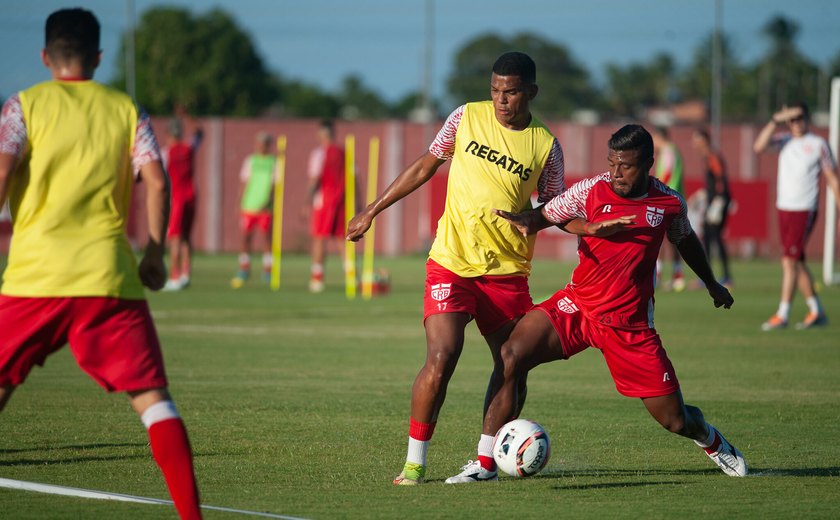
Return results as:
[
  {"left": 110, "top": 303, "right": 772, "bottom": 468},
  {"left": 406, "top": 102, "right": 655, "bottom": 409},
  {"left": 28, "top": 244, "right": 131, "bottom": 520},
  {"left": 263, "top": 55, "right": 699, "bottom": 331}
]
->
[
  {"left": 306, "top": 119, "right": 347, "bottom": 293},
  {"left": 692, "top": 127, "right": 732, "bottom": 287},
  {"left": 485, "top": 124, "right": 747, "bottom": 479},
  {"left": 754, "top": 103, "right": 840, "bottom": 331},
  {"left": 163, "top": 116, "right": 202, "bottom": 291},
  {"left": 652, "top": 126, "right": 686, "bottom": 291},
  {"left": 347, "top": 52, "right": 575, "bottom": 485},
  {"left": 0, "top": 8, "right": 201, "bottom": 518},
  {"left": 231, "top": 132, "right": 276, "bottom": 288}
]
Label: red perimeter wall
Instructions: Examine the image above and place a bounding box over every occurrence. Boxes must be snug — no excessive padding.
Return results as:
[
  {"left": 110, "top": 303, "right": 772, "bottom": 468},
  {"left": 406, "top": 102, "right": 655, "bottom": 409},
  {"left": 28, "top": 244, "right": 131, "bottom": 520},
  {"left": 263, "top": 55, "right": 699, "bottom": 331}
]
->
[{"left": 1, "top": 119, "right": 837, "bottom": 262}]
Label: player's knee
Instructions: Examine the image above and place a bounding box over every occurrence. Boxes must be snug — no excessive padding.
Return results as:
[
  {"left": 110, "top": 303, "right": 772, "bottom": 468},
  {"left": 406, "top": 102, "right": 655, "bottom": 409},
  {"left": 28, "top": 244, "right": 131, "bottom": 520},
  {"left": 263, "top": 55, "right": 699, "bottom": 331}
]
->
[
  {"left": 500, "top": 342, "right": 529, "bottom": 379},
  {"left": 657, "top": 410, "right": 686, "bottom": 434}
]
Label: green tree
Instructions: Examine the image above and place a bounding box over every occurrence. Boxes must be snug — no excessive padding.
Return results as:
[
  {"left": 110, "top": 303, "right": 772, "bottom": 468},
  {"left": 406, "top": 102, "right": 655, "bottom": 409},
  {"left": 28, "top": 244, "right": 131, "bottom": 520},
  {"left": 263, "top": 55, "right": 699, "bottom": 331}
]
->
[
  {"left": 603, "top": 52, "right": 676, "bottom": 118},
  {"left": 679, "top": 32, "right": 758, "bottom": 121},
  {"left": 274, "top": 79, "right": 340, "bottom": 118},
  {"left": 447, "top": 32, "right": 599, "bottom": 118},
  {"left": 336, "top": 74, "right": 390, "bottom": 120},
  {"left": 754, "top": 14, "right": 820, "bottom": 119},
  {"left": 113, "top": 7, "right": 276, "bottom": 116}
]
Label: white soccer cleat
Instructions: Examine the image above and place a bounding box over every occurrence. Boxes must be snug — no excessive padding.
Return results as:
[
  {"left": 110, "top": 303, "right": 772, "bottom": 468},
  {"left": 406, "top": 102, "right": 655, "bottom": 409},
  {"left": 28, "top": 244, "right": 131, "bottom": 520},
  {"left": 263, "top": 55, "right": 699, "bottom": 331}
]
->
[
  {"left": 162, "top": 278, "right": 184, "bottom": 292},
  {"left": 444, "top": 460, "right": 498, "bottom": 484},
  {"left": 696, "top": 426, "right": 748, "bottom": 477},
  {"left": 308, "top": 279, "right": 325, "bottom": 293}
]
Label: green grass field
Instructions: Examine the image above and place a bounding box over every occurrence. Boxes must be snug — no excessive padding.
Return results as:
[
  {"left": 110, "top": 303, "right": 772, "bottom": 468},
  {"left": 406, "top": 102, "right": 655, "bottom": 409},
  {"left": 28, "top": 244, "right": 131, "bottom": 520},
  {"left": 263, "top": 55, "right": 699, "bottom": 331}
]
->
[{"left": 1, "top": 254, "right": 839, "bottom": 519}]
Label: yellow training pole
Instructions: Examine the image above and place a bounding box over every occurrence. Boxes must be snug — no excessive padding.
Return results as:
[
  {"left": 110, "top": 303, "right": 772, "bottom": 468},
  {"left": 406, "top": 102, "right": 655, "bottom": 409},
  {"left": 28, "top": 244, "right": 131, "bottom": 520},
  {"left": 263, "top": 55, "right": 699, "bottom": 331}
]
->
[
  {"left": 270, "top": 135, "right": 286, "bottom": 291},
  {"left": 344, "top": 134, "right": 357, "bottom": 300},
  {"left": 361, "top": 137, "right": 380, "bottom": 300}
]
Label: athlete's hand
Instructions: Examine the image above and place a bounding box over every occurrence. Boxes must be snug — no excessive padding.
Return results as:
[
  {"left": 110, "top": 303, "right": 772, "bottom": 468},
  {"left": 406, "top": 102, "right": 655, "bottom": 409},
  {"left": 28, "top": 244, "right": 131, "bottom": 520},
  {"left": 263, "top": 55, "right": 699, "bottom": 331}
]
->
[
  {"left": 773, "top": 105, "right": 804, "bottom": 124},
  {"left": 346, "top": 209, "right": 374, "bottom": 242},
  {"left": 584, "top": 215, "right": 636, "bottom": 237},
  {"left": 139, "top": 248, "right": 167, "bottom": 291},
  {"left": 706, "top": 281, "right": 733, "bottom": 309},
  {"left": 494, "top": 208, "right": 551, "bottom": 236}
]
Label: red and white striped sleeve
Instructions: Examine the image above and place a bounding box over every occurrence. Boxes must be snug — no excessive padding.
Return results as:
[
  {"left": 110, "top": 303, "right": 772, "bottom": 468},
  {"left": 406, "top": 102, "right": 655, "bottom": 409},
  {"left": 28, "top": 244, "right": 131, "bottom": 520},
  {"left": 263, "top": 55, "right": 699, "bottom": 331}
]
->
[
  {"left": 536, "top": 138, "right": 565, "bottom": 202},
  {"left": 650, "top": 177, "right": 692, "bottom": 244},
  {"left": 819, "top": 137, "right": 837, "bottom": 171},
  {"left": 428, "top": 105, "right": 464, "bottom": 160},
  {"left": 131, "top": 108, "right": 162, "bottom": 176},
  {"left": 0, "top": 95, "right": 27, "bottom": 158},
  {"left": 543, "top": 174, "right": 605, "bottom": 224}
]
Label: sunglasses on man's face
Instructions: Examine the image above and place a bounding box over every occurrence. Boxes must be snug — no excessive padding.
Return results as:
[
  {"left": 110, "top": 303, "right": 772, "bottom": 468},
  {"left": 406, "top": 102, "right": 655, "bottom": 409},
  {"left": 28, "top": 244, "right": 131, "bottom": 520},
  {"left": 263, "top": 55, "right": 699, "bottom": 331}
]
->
[{"left": 789, "top": 115, "right": 805, "bottom": 123}]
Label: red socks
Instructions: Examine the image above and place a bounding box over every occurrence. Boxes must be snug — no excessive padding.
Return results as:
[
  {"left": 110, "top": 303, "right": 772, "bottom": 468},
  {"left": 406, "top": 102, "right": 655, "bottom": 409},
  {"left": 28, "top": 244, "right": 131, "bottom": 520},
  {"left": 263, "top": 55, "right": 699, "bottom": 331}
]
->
[
  {"left": 148, "top": 418, "right": 202, "bottom": 520},
  {"left": 409, "top": 418, "right": 436, "bottom": 441}
]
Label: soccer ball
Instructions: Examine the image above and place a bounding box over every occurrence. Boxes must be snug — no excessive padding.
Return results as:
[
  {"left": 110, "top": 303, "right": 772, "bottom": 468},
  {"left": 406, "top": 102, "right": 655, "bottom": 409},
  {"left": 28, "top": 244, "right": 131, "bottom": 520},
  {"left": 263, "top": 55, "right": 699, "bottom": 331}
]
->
[{"left": 492, "top": 419, "right": 551, "bottom": 477}]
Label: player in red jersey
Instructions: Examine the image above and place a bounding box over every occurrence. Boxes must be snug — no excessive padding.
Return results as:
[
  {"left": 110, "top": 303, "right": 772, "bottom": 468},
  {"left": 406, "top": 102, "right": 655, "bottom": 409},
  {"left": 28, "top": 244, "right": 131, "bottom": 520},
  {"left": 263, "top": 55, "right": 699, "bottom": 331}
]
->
[
  {"left": 306, "top": 119, "right": 347, "bottom": 293},
  {"left": 0, "top": 9, "right": 202, "bottom": 517},
  {"left": 479, "top": 125, "right": 747, "bottom": 478},
  {"left": 163, "top": 117, "right": 202, "bottom": 291}
]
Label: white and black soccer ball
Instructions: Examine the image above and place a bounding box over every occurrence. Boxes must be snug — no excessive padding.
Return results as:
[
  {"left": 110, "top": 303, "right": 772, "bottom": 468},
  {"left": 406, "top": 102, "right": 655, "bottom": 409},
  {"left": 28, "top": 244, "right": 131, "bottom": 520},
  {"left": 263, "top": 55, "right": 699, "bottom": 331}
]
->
[{"left": 492, "top": 419, "right": 551, "bottom": 477}]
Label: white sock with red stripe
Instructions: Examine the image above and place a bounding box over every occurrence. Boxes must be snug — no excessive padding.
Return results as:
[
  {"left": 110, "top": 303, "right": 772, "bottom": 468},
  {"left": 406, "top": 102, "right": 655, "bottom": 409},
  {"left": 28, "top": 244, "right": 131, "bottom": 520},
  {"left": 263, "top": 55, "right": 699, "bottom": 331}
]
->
[{"left": 477, "top": 434, "right": 496, "bottom": 471}]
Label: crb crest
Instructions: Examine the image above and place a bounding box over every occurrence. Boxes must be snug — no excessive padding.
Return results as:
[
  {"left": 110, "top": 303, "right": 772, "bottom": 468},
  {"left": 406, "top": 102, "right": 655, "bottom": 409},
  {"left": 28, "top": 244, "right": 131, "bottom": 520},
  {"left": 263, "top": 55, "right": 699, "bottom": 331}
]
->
[
  {"left": 645, "top": 206, "right": 665, "bottom": 227},
  {"left": 556, "top": 296, "right": 579, "bottom": 314},
  {"left": 430, "top": 283, "right": 452, "bottom": 301}
]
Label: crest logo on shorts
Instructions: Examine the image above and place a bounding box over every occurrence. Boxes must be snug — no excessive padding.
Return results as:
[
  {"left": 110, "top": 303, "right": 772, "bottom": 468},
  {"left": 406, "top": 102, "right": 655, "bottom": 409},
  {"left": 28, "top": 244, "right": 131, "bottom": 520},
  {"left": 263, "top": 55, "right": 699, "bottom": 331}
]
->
[
  {"left": 646, "top": 206, "right": 665, "bottom": 227},
  {"left": 556, "top": 296, "right": 579, "bottom": 314},
  {"left": 430, "top": 283, "right": 452, "bottom": 301}
]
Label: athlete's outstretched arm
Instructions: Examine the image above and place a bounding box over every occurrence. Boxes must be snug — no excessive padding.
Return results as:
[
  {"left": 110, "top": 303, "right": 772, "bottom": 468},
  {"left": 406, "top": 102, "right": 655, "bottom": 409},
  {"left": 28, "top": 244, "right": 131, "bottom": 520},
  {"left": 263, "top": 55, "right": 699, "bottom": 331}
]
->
[
  {"left": 346, "top": 151, "right": 445, "bottom": 241},
  {"left": 495, "top": 207, "right": 635, "bottom": 237},
  {"left": 677, "top": 231, "right": 733, "bottom": 309},
  {"left": 138, "top": 159, "right": 170, "bottom": 290}
]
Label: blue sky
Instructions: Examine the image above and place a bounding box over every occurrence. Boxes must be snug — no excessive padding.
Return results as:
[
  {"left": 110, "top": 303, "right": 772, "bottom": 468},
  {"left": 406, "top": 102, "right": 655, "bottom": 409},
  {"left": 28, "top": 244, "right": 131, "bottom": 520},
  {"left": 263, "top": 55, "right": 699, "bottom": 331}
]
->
[{"left": 2, "top": 0, "right": 839, "bottom": 105}]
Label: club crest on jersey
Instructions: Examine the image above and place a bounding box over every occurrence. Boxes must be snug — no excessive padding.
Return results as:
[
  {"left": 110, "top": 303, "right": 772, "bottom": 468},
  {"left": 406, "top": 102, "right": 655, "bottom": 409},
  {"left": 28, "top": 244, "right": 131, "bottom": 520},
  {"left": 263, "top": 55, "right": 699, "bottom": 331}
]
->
[
  {"left": 557, "top": 296, "right": 579, "bottom": 314},
  {"left": 430, "top": 283, "right": 452, "bottom": 301},
  {"left": 646, "top": 206, "right": 665, "bottom": 227}
]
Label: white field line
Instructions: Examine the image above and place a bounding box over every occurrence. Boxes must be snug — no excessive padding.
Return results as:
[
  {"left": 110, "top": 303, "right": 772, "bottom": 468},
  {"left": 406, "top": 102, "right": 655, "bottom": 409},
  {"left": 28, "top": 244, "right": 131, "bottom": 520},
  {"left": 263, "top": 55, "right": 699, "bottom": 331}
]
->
[{"left": 0, "top": 478, "right": 309, "bottom": 520}]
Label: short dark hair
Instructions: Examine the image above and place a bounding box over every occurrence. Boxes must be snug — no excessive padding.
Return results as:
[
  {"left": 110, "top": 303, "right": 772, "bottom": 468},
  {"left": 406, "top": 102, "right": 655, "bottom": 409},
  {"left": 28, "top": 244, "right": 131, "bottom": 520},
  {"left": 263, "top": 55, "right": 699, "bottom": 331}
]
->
[
  {"left": 45, "top": 8, "right": 100, "bottom": 68},
  {"left": 319, "top": 119, "right": 335, "bottom": 136},
  {"left": 492, "top": 52, "right": 536, "bottom": 84},
  {"left": 609, "top": 124, "right": 654, "bottom": 162},
  {"left": 653, "top": 125, "right": 670, "bottom": 139},
  {"left": 693, "top": 126, "right": 711, "bottom": 142},
  {"left": 792, "top": 102, "right": 811, "bottom": 121}
]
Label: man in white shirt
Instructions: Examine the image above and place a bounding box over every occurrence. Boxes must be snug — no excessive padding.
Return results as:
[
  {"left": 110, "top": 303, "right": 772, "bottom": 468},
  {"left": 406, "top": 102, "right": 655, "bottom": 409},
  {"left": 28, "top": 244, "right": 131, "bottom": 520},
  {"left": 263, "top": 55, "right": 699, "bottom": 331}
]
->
[{"left": 754, "top": 103, "right": 840, "bottom": 330}]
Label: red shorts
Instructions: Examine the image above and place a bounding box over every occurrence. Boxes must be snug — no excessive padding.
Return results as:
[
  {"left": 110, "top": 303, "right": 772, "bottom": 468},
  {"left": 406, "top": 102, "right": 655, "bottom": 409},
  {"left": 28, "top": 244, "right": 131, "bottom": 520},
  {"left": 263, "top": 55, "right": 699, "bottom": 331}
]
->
[
  {"left": 311, "top": 201, "right": 345, "bottom": 238},
  {"left": 778, "top": 209, "right": 816, "bottom": 260},
  {"left": 0, "top": 296, "right": 168, "bottom": 392},
  {"left": 535, "top": 289, "right": 679, "bottom": 398},
  {"left": 240, "top": 211, "right": 272, "bottom": 233},
  {"left": 423, "top": 259, "right": 532, "bottom": 336},
  {"left": 168, "top": 197, "right": 196, "bottom": 240}
]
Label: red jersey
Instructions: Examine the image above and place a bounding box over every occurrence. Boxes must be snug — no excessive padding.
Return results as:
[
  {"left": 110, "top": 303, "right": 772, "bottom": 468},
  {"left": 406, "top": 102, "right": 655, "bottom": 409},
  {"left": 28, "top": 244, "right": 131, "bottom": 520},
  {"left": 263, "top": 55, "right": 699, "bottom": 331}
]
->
[
  {"left": 166, "top": 142, "right": 196, "bottom": 202},
  {"left": 318, "top": 143, "right": 345, "bottom": 208},
  {"left": 543, "top": 173, "right": 691, "bottom": 330}
]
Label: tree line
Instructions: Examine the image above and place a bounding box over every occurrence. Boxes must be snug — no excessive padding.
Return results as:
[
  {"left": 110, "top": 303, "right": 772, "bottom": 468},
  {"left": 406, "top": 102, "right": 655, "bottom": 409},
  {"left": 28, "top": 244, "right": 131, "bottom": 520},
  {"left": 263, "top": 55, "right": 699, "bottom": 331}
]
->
[{"left": 112, "top": 7, "right": 840, "bottom": 122}]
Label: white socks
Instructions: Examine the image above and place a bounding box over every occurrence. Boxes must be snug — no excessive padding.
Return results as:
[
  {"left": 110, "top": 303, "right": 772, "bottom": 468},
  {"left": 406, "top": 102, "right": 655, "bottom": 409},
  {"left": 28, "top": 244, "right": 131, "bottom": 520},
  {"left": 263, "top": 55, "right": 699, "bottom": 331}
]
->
[
  {"left": 477, "top": 434, "right": 495, "bottom": 458},
  {"left": 406, "top": 437, "right": 428, "bottom": 466}
]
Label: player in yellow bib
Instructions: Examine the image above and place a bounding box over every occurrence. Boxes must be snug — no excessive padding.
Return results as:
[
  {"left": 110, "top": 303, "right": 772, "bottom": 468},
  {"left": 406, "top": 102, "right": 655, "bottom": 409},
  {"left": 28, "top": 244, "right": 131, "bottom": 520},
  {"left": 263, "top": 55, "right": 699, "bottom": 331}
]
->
[
  {"left": 0, "top": 9, "right": 201, "bottom": 518},
  {"left": 348, "top": 52, "right": 584, "bottom": 484}
]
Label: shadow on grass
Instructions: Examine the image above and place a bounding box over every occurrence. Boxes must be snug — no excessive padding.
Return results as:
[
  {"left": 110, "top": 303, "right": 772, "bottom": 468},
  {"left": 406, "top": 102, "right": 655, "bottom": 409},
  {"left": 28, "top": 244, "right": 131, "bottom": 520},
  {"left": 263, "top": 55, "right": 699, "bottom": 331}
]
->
[
  {"left": 747, "top": 467, "right": 840, "bottom": 477},
  {"left": 0, "top": 442, "right": 150, "bottom": 467},
  {"left": 0, "top": 442, "right": 147, "bottom": 455},
  {"left": 553, "top": 480, "right": 683, "bottom": 491},
  {"left": 538, "top": 466, "right": 840, "bottom": 479}
]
